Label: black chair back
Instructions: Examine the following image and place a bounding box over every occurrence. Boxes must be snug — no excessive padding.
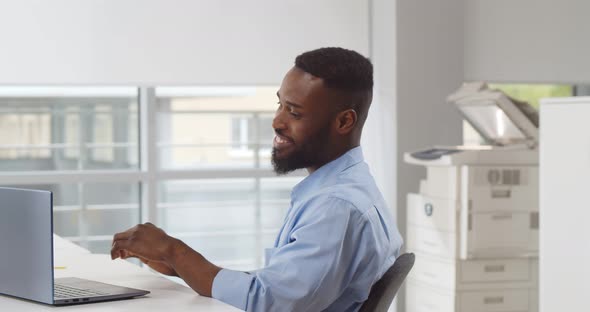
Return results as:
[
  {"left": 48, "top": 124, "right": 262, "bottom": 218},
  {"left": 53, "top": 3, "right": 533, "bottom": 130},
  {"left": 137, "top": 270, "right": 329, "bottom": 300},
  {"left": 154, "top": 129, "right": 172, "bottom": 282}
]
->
[{"left": 359, "top": 253, "right": 415, "bottom": 312}]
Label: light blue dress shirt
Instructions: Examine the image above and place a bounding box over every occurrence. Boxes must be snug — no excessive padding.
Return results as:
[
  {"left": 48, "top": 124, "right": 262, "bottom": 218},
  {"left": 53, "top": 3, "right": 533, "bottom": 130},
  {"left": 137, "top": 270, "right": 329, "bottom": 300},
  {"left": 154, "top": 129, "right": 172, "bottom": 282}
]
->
[{"left": 212, "top": 147, "right": 403, "bottom": 311}]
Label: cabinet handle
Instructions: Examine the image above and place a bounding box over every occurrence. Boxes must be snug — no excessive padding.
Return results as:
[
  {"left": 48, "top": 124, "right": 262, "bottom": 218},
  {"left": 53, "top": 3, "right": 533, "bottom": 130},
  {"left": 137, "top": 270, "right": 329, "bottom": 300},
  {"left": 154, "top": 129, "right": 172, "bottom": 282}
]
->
[
  {"left": 483, "top": 296, "right": 504, "bottom": 304},
  {"left": 491, "top": 214, "right": 512, "bottom": 220},
  {"left": 492, "top": 189, "right": 511, "bottom": 198},
  {"left": 484, "top": 264, "right": 506, "bottom": 273}
]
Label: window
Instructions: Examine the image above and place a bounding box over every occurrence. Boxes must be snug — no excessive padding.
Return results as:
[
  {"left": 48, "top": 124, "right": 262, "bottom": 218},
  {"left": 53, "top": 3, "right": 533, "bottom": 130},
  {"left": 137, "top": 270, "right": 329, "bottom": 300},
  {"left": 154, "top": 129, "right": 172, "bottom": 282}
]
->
[
  {"left": 0, "top": 87, "right": 139, "bottom": 170},
  {"left": 0, "top": 86, "right": 304, "bottom": 271},
  {"left": 156, "top": 87, "right": 278, "bottom": 170},
  {"left": 154, "top": 86, "right": 302, "bottom": 269},
  {"left": 231, "top": 115, "right": 274, "bottom": 153}
]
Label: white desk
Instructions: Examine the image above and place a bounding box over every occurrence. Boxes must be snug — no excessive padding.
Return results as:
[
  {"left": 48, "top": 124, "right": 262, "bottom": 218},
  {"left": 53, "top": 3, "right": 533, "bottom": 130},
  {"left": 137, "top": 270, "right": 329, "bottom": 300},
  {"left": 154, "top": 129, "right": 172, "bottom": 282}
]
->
[{"left": 0, "top": 235, "right": 240, "bottom": 311}]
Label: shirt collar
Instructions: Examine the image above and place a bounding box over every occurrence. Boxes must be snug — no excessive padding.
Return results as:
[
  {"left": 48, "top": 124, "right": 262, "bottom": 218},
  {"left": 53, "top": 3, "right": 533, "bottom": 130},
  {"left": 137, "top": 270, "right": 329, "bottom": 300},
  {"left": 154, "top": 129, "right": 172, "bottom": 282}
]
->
[{"left": 291, "top": 146, "right": 364, "bottom": 197}]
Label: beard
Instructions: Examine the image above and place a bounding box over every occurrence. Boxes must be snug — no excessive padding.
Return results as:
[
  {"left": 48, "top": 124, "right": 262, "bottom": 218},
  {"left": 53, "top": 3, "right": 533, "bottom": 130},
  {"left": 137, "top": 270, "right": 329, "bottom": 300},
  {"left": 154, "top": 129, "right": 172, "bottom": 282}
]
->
[{"left": 271, "top": 126, "right": 331, "bottom": 175}]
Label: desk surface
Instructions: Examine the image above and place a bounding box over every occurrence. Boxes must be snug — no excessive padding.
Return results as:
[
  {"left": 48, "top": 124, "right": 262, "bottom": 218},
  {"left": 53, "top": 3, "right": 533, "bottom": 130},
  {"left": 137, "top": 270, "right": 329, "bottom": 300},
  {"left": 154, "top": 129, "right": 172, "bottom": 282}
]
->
[{"left": 0, "top": 235, "right": 240, "bottom": 311}]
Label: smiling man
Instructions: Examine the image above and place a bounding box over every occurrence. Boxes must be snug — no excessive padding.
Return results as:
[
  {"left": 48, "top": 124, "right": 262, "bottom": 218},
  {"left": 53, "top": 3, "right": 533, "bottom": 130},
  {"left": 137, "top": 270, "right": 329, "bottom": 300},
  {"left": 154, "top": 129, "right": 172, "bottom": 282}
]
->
[{"left": 111, "top": 47, "right": 403, "bottom": 312}]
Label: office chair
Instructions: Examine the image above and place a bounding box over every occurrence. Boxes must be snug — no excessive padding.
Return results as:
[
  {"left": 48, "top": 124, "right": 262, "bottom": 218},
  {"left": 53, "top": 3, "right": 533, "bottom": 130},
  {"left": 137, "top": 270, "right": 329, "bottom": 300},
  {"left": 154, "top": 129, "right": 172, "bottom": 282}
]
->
[{"left": 359, "top": 253, "right": 415, "bottom": 312}]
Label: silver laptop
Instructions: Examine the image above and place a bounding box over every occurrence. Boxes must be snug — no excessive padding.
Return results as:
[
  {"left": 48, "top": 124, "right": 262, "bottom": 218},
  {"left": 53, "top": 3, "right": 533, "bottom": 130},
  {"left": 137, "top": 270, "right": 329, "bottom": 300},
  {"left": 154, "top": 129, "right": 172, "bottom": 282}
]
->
[{"left": 0, "top": 187, "right": 149, "bottom": 306}]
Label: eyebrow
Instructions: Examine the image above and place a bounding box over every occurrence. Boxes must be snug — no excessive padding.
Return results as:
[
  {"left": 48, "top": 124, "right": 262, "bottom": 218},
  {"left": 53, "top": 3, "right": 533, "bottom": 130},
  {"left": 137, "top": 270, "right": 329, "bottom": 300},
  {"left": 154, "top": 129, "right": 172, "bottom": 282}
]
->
[{"left": 276, "top": 91, "right": 303, "bottom": 109}]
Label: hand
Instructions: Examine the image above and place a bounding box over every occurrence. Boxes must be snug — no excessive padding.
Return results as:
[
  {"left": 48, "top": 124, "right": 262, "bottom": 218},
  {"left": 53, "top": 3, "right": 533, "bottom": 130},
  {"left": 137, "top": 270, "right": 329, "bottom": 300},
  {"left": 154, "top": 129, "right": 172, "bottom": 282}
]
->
[
  {"left": 112, "top": 223, "right": 221, "bottom": 297},
  {"left": 111, "top": 222, "right": 178, "bottom": 264},
  {"left": 119, "top": 250, "right": 178, "bottom": 276}
]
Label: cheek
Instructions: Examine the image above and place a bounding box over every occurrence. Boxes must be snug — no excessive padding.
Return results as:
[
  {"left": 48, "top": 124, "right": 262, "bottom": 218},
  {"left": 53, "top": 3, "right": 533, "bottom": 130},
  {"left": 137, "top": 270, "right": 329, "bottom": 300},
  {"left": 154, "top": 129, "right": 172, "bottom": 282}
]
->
[
  {"left": 289, "top": 116, "right": 332, "bottom": 143},
  {"left": 289, "top": 122, "right": 313, "bottom": 142}
]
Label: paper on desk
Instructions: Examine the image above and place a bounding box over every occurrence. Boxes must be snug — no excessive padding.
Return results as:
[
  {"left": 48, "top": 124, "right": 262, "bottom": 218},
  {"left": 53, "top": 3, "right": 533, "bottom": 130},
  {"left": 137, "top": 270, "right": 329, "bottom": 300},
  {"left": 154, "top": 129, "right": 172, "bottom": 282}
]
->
[{"left": 53, "top": 234, "right": 91, "bottom": 255}]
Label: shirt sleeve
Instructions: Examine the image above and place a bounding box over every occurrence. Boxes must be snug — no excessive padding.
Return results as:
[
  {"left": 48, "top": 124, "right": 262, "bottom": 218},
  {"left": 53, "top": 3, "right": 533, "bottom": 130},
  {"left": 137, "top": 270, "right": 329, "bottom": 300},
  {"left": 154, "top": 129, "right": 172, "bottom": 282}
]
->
[
  {"left": 211, "top": 196, "right": 379, "bottom": 311},
  {"left": 211, "top": 269, "right": 255, "bottom": 309}
]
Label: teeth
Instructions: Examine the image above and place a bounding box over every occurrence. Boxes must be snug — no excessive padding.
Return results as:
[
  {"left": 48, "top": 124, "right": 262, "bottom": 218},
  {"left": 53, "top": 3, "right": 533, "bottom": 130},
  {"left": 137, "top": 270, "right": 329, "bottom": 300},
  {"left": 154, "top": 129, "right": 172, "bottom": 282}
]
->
[{"left": 276, "top": 136, "right": 285, "bottom": 144}]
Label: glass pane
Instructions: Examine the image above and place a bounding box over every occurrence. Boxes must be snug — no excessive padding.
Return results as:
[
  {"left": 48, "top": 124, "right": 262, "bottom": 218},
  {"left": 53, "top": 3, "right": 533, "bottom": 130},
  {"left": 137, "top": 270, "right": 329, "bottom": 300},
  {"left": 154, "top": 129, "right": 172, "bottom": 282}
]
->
[
  {"left": 83, "top": 182, "right": 140, "bottom": 237},
  {"left": 158, "top": 179, "right": 256, "bottom": 269},
  {"left": 156, "top": 87, "right": 277, "bottom": 169},
  {"left": 0, "top": 87, "right": 139, "bottom": 171},
  {"left": 158, "top": 176, "right": 302, "bottom": 270},
  {"left": 158, "top": 179, "right": 256, "bottom": 233},
  {"left": 459, "top": 105, "right": 527, "bottom": 142}
]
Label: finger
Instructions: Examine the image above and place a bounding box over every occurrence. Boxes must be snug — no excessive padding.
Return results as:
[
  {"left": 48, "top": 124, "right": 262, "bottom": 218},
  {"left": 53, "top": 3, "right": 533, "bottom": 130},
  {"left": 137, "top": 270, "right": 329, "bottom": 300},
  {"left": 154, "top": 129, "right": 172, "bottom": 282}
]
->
[
  {"left": 113, "top": 229, "right": 135, "bottom": 242},
  {"left": 111, "top": 249, "right": 120, "bottom": 260},
  {"left": 110, "top": 240, "right": 131, "bottom": 260},
  {"left": 122, "top": 250, "right": 143, "bottom": 260},
  {"left": 120, "top": 250, "right": 134, "bottom": 259}
]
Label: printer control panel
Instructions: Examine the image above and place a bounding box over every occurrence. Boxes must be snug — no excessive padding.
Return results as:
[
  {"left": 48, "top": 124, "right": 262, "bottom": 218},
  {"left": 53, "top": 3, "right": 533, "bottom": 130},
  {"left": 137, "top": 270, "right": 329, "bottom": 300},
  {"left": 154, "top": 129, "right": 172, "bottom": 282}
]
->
[{"left": 410, "top": 148, "right": 461, "bottom": 160}]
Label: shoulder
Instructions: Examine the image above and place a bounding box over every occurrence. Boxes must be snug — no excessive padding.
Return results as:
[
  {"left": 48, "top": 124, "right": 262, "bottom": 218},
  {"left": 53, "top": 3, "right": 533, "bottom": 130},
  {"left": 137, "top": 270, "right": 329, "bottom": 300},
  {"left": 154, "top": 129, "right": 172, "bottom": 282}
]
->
[
  {"left": 295, "top": 193, "right": 369, "bottom": 227},
  {"left": 292, "top": 161, "right": 380, "bottom": 223}
]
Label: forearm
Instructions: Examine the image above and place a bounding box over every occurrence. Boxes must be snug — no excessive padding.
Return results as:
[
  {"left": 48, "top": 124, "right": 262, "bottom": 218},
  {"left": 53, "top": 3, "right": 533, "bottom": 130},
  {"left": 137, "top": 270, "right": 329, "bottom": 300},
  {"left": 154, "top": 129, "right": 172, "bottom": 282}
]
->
[{"left": 165, "top": 238, "right": 222, "bottom": 297}]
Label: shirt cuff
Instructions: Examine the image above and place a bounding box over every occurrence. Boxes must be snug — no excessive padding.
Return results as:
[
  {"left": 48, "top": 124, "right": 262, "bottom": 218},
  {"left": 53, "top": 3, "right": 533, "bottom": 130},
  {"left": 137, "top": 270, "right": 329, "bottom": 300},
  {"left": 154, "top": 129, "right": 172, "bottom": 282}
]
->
[{"left": 212, "top": 268, "right": 255, "bottom": 310}]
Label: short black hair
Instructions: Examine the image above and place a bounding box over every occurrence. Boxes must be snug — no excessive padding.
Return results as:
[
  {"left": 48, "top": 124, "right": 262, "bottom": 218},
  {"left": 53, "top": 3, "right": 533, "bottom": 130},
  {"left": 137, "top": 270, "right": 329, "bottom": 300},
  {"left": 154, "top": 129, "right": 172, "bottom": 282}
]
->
[{"left": 295, "top": 47, "right": 373, "bottom": 127}]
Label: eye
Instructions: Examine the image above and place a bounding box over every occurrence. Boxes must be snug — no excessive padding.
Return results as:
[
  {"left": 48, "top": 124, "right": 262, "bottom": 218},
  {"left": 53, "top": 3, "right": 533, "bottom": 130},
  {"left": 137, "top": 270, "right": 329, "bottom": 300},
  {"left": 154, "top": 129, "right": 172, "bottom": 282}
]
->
[
  {"left": 276, "top": 101, "right": 301, "bottom": 119},
  {"left": 287, "top": 106, "right": 301, "bottom": 118}
]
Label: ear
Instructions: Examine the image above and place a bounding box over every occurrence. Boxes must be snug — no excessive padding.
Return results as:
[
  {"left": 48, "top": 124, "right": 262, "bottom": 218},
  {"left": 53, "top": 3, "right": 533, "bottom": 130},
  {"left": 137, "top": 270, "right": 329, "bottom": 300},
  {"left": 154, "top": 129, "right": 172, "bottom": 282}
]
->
[{"left": 334, "top": 109, "right": 357, "bottom": 135}]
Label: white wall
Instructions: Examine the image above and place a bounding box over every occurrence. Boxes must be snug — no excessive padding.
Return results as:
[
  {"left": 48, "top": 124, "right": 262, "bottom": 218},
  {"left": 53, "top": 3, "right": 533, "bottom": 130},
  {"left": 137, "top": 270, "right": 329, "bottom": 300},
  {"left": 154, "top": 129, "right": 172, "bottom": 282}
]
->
[
  {"left": 365, "top": 0, "right": 397, "bottom": 226},
  {"left": 395, "top": 0, "right": 464, "bottom": 233},
  {"left": 364, "top": 3, "right": 398, "bottom": 310},
  {"left": 368, "top": 1, "right": 464, "bottom": 311},
  {"left": 465, "top": 0, "right": 590, "bottom": 84},
  {"left": 0, "top": 0, "right": 368, "bottom": 85},
  {"left": 369, "top": 0, "right": 464, "bottom": 230}
]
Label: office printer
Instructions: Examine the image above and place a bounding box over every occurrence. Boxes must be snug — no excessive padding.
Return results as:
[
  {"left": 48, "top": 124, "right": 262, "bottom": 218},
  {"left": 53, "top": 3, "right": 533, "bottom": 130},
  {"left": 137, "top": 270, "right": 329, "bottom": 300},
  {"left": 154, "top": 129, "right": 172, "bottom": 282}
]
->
[
  {"left": 405, "top": 82, "right": 539, "bottom": 260},
  {"left": 404, "top": 82, "right": 540, "bottom": 312}
]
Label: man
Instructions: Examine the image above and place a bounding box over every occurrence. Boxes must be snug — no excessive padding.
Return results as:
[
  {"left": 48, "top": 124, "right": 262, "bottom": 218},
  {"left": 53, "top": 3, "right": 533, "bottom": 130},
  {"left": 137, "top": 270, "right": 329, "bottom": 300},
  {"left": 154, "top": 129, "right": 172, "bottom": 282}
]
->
[{"left": 111, "top": 47, "right": 403, "bottom": 311}]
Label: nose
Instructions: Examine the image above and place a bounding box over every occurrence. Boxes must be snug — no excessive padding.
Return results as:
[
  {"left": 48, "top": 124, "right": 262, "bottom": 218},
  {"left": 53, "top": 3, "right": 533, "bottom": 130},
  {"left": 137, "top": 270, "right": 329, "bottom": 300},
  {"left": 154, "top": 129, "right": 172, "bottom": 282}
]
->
[{"left": 272, "top": 108, "right": 287, "bottom": 132}]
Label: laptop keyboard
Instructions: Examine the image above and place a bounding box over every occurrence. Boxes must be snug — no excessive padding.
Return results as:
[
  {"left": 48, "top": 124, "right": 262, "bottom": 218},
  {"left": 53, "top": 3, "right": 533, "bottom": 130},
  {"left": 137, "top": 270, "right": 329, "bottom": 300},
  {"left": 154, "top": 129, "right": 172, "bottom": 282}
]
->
[{"left": 54, "top": 283, "right": 110, "bottom": 299}]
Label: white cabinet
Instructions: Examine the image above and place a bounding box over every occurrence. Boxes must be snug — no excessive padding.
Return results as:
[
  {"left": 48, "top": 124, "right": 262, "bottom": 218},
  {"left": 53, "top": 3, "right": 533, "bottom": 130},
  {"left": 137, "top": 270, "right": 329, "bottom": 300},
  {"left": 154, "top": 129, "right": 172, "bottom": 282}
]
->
[{"left": 539, "top": 97, "right": 590, "bottom": 311}]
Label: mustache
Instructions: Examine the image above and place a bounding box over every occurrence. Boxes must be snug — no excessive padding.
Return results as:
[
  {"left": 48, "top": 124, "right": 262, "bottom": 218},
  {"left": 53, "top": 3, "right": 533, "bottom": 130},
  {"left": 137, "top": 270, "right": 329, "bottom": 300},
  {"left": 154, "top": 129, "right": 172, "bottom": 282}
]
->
[{"left": 274, "top": 129, "right": 293, "bottom": 142}]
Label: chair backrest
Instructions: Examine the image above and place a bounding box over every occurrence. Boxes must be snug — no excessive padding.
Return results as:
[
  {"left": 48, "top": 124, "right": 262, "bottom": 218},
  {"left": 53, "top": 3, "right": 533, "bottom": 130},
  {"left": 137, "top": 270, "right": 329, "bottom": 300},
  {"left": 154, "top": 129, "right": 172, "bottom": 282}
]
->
[{"left": 359, "top": 253, "right": 415, "bottom": 312}]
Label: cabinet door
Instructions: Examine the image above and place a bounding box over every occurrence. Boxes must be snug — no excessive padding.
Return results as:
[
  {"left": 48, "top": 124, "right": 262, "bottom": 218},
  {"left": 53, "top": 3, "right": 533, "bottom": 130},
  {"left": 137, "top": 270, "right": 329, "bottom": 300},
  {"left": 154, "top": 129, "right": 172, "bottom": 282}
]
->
[
  {"left": 407, "top": 225, "right": 457, "bottom": 258},
  {"left": 406, "top": 279, "right": 455, "bottom": 312},
  {"left": 459, "top": 258, "right": 530, "bottom": 283},
  {"left": 459, "top": 289, "right": 529, "bottom": 312},
  {"left": 468, "top": 212, "right": 531, "bottom": 257},
  {"left": 407, "top": 193, "right": 458, "bottom": 233},
  {"left": 410, "top": 252, "right": 456, "bottom": 289},
  {"left": 540, "top": 98, "right": 590, "bottom": 311}
]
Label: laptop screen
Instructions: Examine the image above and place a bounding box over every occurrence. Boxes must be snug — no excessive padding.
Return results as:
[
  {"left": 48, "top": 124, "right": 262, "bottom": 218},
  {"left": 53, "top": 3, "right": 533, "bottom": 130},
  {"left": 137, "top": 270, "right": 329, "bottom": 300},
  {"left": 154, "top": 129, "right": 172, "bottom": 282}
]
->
[{"left": 0, "top": 187, "right": 54, "bottom": 304}]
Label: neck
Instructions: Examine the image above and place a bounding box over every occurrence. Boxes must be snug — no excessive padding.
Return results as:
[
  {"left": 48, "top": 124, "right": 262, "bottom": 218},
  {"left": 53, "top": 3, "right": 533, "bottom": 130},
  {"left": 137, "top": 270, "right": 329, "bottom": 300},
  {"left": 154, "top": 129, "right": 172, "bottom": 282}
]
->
[{"left": 306, "top": 143, "right": 359, "bottom": 174}]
